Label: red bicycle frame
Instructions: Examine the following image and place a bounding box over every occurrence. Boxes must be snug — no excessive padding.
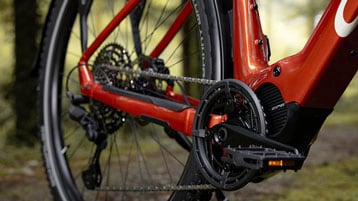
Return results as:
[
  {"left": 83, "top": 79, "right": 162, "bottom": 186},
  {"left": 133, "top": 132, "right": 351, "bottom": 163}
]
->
[
  {"left": 76, "top": 0, "right": 357, "bottom": 139},
  {"left": 78, "top": 0, "right": 197, "bottom": 135},
  {"left": 233, "top": 0, "right": 358, "bottom": 109}
]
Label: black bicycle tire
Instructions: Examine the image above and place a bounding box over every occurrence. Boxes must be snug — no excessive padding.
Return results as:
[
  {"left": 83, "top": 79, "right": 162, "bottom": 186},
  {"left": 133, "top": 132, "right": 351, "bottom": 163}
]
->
[
  {"left": 38, "top": 0, "right": 229, "bottom": 200},
  {"left": 169, "top": 1, "right": 232, "bottom": 200},
  {"left": 39, "top": 0, "right": 81, "bottom": 200}
]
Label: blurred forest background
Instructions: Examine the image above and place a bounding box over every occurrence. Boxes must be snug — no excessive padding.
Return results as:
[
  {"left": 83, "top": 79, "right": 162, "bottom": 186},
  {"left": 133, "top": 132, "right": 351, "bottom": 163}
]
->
[
  {"left": 0, "top": 0, "right": 50, "bottom": 147},
  {"left": 0, "top": 0, "right": 357, "bottom": 200},
  {"left": 1, "top": 0, "right": 357, "bottom": 148}
]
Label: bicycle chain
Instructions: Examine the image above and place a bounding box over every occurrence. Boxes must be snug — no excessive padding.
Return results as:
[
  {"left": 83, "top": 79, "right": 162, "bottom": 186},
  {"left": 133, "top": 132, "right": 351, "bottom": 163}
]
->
[
  {"left": 99, "top": 63, "right": 218, "bottom": 86},
  {"left": 96, "top": 63, "right": 217, "bottom": 192},
  {"left": 96, "top": 184, "right": 215, "bottom": 192}
]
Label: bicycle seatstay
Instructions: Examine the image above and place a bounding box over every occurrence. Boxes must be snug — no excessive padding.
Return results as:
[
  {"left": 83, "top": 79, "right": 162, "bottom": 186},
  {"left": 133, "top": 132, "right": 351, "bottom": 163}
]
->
[
  {"left": 76, "top": 0, "right": 201, "bottom": 136},
  {"left": 78, "top": 0, "right": 141, "bottom": 87},
  {"left": 79, "top": 0, "right": 192, "bottom": 72},
  {"left": 80, "top": 0, "right": 141, "bottom": 62}
]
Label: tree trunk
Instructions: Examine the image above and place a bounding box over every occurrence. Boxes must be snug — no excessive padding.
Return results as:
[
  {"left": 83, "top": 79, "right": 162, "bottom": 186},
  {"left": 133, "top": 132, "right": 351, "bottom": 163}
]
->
[{"left": 7, "top": 0, "right": 39, "bottom": 146}]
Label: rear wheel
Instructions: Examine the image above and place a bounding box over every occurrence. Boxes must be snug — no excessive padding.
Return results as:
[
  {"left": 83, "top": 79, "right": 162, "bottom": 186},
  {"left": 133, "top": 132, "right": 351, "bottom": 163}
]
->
[{"left": 38, "top": 0, "right": 228, "bottom": 200}]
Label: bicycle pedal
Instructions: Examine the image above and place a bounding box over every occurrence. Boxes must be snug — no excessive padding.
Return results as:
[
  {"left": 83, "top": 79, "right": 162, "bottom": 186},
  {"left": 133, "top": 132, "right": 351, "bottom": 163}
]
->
[{"left": 222, "top": 146, "right": 305, "bottom": 171}]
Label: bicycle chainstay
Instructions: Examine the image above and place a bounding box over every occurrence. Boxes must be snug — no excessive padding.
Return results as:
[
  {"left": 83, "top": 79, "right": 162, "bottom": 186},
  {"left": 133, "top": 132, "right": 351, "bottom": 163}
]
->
[{"left": 88, "top": 63, "right": 218, "bottom": 192}]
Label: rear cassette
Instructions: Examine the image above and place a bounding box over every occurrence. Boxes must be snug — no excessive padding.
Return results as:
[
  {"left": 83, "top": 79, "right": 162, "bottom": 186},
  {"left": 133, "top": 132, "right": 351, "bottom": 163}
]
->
[
  {"left": 91, "top": 43, "right": 131, "bottom": 134},
  {"left": 192, "top": 79, "right": 266, "bottom": 190}
]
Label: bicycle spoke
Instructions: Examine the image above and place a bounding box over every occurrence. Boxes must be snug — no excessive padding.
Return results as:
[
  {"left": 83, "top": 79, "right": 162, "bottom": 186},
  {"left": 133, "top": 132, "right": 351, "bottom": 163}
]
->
[
  {"left": 89, "top": 11, "right": 97, "bottom": 40},
  {"left": 166, "top": 22, "right": 197, "bottom": 64},
  {"left": 39, "top": 0, "right": 220, "bottom": 200},
  {"left": 142, "top": 0, "right": 170, "bottom": 53},
  {"left": 167, "top": 50, "right": 200, "bottom": 69},
  {"left": 149, "top": 127, "right": 186, "bottom": 167},
  {"left": 107, "top": 0, "right": 119, "bottom": 43}
]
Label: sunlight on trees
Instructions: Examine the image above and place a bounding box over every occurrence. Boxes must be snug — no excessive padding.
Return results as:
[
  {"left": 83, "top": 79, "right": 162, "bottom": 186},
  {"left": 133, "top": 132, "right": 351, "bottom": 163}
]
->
[{"left": 257, "top": 0, "right": 329, "bottom": 62}]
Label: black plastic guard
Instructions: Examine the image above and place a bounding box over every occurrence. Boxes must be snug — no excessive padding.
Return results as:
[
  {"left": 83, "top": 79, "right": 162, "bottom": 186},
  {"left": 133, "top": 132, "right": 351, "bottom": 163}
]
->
[{"left": 272, "top": 103, "right": 332, "bottom": 154}]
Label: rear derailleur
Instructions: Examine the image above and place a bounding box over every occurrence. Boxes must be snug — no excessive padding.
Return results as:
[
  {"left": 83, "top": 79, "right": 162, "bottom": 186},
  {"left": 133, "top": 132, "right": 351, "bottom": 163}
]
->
[{"left": 66, "top": 92, "right": 108, "bottom": 190}]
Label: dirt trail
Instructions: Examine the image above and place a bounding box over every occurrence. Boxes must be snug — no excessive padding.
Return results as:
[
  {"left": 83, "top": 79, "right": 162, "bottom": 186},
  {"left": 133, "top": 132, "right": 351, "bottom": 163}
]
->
[
  {"left": 229, "top": 125, "right": 358, "bottom": 200},
  {"left": 0, "top": 125, "right": 356, "bottom": 201}
]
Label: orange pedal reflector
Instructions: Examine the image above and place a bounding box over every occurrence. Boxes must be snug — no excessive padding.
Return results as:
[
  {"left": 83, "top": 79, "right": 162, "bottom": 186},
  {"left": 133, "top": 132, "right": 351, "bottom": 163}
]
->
[{"left": 268, "top": 160, "right": 295, "bottom": 167}]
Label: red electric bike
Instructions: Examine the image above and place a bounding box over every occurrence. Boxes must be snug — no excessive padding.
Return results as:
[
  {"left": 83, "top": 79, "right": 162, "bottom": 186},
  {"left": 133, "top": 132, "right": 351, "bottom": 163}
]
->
[{"left": 37, "top": 0, "right": 357, "bottom": 200}]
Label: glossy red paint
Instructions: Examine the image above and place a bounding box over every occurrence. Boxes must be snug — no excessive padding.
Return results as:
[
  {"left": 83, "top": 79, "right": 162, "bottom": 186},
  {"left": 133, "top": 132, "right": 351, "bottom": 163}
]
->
[
  {"left": 232, "top": 0, "right": 357, "bottom": 109},
  {"left": 165, "top": 85, "right": 200, "bottom": 107},
  {"left": 78, "top": 0, "right": 141, "bottom": 90},
  {"left": 232, "top": 0, "right": 270, "bottom": 86},
  {"left": 209, "top": 114, "right": 228, "bottom": 129},
  {"left": 257, "top": 0, "right": 358, "bottom": 108},
  {"left": 345, "top": 0, "right": 358, "bottom": 22},
  {"left": 76, "top": 0, "right": 358, "bottom": 137},
  {"left": 77, "top": 0, "right": 197, "bottom": 136},
  {"left": 78, "top": 63, "right": 94, "bottom": 87},
  {"left": 80, "top": 82, "right": 197, "bottom": 135}
]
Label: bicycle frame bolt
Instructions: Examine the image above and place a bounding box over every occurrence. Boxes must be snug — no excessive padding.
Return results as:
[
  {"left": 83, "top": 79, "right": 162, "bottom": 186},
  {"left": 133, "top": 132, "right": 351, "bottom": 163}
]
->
[
  {"left": 250, "top": 3, "right": 258, "bottom": 10},
  {"left": 273, "top": 66, "right": 281, "bottom": 77},
  {"left": 214, "top": 127, "right": 228, "bottom": 145},
  {"left": 350, "top": 49, "right": 357, "bottom": 56},
  {"left": 255, "top": 39, "right": 264, "bottom": 45}
]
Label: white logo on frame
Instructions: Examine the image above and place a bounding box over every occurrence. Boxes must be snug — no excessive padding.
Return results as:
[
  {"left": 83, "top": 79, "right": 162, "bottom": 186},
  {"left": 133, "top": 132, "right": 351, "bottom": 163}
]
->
[{"left": 334, "top": 0, "right": 358, "bottom": 38}]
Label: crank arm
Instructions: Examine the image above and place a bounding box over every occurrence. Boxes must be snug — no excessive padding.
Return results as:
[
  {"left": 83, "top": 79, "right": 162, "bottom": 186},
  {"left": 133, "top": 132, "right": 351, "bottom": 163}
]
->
[
  {"left": 193, "top": 123, "right": 306, "bottom": 171},
  {"left": 210, "top": 123, "right": 300, "bottom": 154}
]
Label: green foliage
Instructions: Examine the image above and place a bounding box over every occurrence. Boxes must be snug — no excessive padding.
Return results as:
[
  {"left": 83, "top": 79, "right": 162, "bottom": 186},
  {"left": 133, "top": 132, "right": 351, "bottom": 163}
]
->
[
  {"left": 0, "top": 0, "right": 14, "bottom": 149},
  {"left": 326, "top": 75, "right": 358, "bottom": 126},
  {"left": 0, "top": 0, "right": 12, "bottom": 13},
  {"left": 259, "top": 157, "right": 358, "bottom": 201}
]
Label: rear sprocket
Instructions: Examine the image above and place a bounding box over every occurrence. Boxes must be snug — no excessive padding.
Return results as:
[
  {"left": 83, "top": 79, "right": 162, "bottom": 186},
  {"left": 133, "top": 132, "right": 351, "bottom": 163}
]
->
[{"left": 90, "top": 43, "right": 131, "bottom": 134}]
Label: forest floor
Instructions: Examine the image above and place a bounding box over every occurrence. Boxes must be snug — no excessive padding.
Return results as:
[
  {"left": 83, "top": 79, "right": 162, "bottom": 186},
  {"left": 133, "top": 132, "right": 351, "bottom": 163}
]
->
[{"left": 0, "top": 125, "right": 357, "bottom": 201}]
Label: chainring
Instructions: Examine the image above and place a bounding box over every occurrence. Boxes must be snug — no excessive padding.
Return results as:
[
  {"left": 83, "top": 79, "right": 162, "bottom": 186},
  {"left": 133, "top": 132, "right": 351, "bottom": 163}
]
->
[{"left": 192, "top": 79, "right": 266, "bottom": 190}]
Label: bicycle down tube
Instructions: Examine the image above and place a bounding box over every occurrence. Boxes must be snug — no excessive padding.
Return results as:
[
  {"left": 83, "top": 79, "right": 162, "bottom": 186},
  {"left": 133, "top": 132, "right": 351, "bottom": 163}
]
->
[
  {"left": 231, "top": 0, "right": 357, "bottom": 152},
  {"left": 265, "top": 0, "right": 358, "bottom": 109},
  {"left": 232, "top": 0, "right": 357, "bottom": 109}
]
